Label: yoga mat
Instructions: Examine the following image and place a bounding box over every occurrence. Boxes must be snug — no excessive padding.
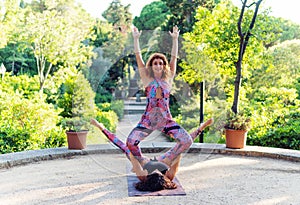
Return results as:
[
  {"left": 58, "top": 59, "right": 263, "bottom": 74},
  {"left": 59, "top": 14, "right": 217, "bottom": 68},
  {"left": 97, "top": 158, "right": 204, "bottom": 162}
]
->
[{"left": 126, "top": 163, "right": 186, "bottom": 197}]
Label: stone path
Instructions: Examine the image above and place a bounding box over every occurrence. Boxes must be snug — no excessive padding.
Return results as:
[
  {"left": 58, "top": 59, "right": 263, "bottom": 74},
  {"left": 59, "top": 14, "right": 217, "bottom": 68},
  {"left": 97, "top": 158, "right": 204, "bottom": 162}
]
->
[{"left": 0, "top": 152, "right": 299, "bottom": 205}]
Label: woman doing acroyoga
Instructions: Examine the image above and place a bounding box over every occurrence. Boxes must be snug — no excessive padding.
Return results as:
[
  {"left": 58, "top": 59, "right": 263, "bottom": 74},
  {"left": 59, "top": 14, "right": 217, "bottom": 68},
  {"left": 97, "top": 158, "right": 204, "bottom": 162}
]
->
[{"left": 91, "top": 25, "right": 213, "bottom": 192}]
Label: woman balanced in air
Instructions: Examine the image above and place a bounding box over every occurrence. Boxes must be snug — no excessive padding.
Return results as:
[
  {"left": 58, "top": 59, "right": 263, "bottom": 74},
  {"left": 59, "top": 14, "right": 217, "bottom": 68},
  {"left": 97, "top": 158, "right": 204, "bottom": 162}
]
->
[
  {"left": 127, "top": 25, "right": 196, "bottom": 167},
  {"left": 90, "top": 25, "right": 213, "bottom": 191}
]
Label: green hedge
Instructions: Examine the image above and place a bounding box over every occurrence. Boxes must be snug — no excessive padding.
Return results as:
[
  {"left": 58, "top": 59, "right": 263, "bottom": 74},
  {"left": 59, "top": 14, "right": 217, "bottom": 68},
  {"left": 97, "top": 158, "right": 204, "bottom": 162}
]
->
[
  {"left": 0, "top": 90, "right": 65, "bottom": 154},
  {"left": 248, "top": 111, "right": 300, "bottom": 150},
  {"left": 95, "top": 108, "right": 118, "bottom": 133}
]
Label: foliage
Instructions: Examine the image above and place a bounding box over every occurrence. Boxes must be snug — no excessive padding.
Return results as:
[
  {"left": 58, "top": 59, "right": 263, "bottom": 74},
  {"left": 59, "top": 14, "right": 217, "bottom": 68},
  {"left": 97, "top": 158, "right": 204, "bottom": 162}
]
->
[
  {"left": 224, "top": 110, "right": 251, "bottom": 131},
  {"left": 179, "top": 39, "right": 218, "bottom": 86},
  {"left": 18, "top": 0, "right": 95, "bottom": 92},
  {"left": 0, "top": 90, "right": 65, "bottom": 154},
  {"left": 182, "top": 2, "right": 265, "bottom": 99},
  {"left": 248, "top": 87, "right": 299, "bottom": 136},
  {"left": 161, "top": 0, "right": 217, "bottom": 33},
  {"left": 88, "top": 48, "right": 112, "bottom": 92},
  {"left": 111, "top": 100, "right": 125, "bottom": 119},
  {"left": 57, "top": 72, "right": 95, "bottom": 131},
  {"left": 97, "top": 100, "right": 124, "bottom": 120},
  {"left": 95, "top": 108, "right": 118, "bottom": 133},
  {"left": 0, "top": 74, "right": 39, "bottom": 98},
  {"left": 0, "top": 0, "right": 22, "bottom": 48},
  {"left": 248, "top": 110, "right": 300, "bottom": 150},
  {"left": 0, "top": 43, "right": 36, "bottom": 75},
  {"left": 133, "top": 1, "right": 171, "bottom": 30},
  {"left": 61, "top": 117, "right": 90, "bottom": 132},
  {"left": 277, "top": 18, "right": 300, "bottom": 43},
  {"left": 91, "top": 2, "right": 134, "bottom": 104},
  {"left": 249, "top": 40, "right": 300, "bottom": 93},
  {"left": 102, "top": 0, "right": 132, "bottom": 33}
]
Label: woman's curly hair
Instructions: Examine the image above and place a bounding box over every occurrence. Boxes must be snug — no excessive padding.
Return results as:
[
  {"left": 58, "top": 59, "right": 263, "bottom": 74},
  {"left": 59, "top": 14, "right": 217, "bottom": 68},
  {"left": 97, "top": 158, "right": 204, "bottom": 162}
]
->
[
  {"left": 135, "top": 172, "right": 177, "bottom": 192},
  {"left": 145, "top": 53, "right": 172, "bottom": 80}
]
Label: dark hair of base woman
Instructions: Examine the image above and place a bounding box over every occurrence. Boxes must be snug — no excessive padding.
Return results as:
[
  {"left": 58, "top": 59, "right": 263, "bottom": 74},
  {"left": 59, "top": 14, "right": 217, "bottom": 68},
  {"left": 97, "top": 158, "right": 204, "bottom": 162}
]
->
[{"left": 135, "top": 172, "right": 177, "bottom": 191}]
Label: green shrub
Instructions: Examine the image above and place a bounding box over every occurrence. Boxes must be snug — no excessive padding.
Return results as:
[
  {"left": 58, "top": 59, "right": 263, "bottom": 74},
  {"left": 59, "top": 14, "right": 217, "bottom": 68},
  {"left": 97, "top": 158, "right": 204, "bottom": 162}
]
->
[
  {"left": 95, "top": 108, "right": 118, "bottom": 133},
  {"left": 248, "top": 110, "right": 300, "bottom": 150},
  {"left": 0, "top": 91, "right": 65, "bottom": 154},
  {"left": 95, "top": 92, "right": 112, "bottom": 103},
  {"left": 57, "top": 72, "right": 95, "bottom": 131},
  {"left": 111, "top": 100, "right": 124, "bottom": 119},
  {"left": 0, "top": 74, "right": 39, "bottom": 98},
  {"left": 97, "top": 102, "right": 111, "bottom": 112},
  {"left": 97, "top": 100, "right": 124, "bottom": 119}
]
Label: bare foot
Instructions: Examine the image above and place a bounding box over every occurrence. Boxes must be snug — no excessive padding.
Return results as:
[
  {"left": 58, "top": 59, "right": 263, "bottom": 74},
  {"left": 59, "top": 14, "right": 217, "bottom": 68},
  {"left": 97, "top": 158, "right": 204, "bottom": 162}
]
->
[
  {"left": 90, "top": 118, "right": 105, "bottom": 131},
  {"left": 199, "top": 118, "right": 214, "bottom": 132}
]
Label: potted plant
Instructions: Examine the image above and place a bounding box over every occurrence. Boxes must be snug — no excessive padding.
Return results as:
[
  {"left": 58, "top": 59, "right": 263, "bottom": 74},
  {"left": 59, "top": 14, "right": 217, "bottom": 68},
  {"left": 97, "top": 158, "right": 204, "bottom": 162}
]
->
[
  {"left": 62, "top": 117, "right": 91, "bottom": 149},
  {"left": 224, "top": 110, "right": 251, "bottom": 149},
  {"left": 58, "top": 72, "right": 95, "bottom": 149}
]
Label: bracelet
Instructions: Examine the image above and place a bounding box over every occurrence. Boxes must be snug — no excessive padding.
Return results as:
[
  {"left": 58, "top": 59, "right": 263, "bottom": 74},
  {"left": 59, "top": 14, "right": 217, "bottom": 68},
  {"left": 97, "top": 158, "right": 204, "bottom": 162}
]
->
[{"left": 134, "top": 50, "right": 141, "bottom": 54}]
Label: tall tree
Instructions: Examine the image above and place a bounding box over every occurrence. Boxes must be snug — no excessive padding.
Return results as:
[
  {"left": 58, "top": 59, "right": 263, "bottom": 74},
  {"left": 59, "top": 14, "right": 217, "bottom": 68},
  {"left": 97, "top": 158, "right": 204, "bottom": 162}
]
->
[
  {"left": 161, "top": 0, "right": 218, "bottom": 33},
  {"left": 19, "top": 0, "right": 95, "bottom": 92},
  {"left": 102, "top": 0, "right": 132, "bottom": 34},
  {"left": 94, "top": 0, "right": 134, "bottom": 101},
  {"left": 133, "top": 1, "right": 171, "bottom": 30},
  {"left": 232, "top": 0, "right": 263, "bottom": 114},
  {"left": 0, "top": 0, "right": 22, "bottom": 49},
  {"left": 180, "top": 0, "right": 275, "bottom": 106}
]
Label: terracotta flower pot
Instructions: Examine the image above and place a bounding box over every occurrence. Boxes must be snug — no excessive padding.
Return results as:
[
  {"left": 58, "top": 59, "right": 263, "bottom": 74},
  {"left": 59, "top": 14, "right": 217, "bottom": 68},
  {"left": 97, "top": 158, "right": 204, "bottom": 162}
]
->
[
  {"left": 225, "top": 129, "right": 247, "bottom": 149},
  {"left": 66, "top": 131, "right": 88, "bottom": 150}
]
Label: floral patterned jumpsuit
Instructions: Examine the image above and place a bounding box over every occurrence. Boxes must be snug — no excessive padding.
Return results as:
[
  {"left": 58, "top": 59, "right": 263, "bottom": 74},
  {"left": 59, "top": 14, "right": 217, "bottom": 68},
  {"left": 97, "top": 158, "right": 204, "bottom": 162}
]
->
[{"left": 126, "top": 79, "right": 193, "bottom": 163}]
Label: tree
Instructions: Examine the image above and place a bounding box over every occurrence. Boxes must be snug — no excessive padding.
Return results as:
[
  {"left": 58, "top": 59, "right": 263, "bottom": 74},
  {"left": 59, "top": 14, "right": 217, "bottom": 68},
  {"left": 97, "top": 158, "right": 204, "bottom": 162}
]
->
[
  {"left": 161, "top": 0, "right": 218, "bottom": 33},
  {"left": 91, "top": 0, "right": 134, "bottom": 102},
  {"left": 0, "top": 0, "right": 21, "bottom": 49},
  {"left": 19, "top": 0, "right": 95, "bottom": 92},
  {"left": 232, "top": 0, "right": 263, "bottom": 114},
  {"left": 133, "top": 1, "right": 171, "bottom": 30},
  {"left": 182, "top": 2, "right": 264, "bottom": 93},
  {"left": 102, "top": 0, "right": 132, "bottom": 34},
  {"left": 250, "top": 39, "right": 300, "bottom": 90}
]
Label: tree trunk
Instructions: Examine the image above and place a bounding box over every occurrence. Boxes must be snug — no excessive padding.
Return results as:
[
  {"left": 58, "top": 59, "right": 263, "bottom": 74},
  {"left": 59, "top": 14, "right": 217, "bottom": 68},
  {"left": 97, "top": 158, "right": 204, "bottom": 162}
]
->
[
  {"left": 232, "top": 61, "right": 242, "bottom": 114},
  {"left": 231, "top": 0, "right": 263, "bottom": 114}
]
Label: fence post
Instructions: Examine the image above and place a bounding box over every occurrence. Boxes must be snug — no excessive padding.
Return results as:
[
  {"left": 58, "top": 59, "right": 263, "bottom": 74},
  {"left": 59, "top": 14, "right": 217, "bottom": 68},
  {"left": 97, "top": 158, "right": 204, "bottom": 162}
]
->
[{"left": 199, "top": 81, "right": 204, "bottom": 143}]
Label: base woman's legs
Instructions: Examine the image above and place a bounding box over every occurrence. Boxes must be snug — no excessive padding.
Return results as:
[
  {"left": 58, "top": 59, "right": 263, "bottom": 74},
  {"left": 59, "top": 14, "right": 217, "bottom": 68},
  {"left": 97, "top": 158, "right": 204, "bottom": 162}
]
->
[
  {"left": 90, "top": 119, "right": 131, "bottom": 157},
  {"left": 157, "top": 118, "right": 214, "bottom": 166},
  {"left": 190, "top": 118, "right": 214, "bottom": 140}
]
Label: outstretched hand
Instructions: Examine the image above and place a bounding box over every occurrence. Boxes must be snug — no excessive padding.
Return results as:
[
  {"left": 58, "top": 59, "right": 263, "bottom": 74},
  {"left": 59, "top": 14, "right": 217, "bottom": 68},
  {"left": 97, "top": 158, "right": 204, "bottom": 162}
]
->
[
  {"left": 169, "top": 25, "right": 180, "bottom": 39},
  {"left": 132, "top": 26, "right": 142, "bottom": 39}
]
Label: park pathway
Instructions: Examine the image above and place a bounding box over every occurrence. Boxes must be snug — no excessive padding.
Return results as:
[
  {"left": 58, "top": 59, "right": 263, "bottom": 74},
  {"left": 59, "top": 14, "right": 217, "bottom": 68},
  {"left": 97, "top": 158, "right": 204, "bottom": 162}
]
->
[{"left": 116, "top": 97, "right": 169, "bottom": 143}]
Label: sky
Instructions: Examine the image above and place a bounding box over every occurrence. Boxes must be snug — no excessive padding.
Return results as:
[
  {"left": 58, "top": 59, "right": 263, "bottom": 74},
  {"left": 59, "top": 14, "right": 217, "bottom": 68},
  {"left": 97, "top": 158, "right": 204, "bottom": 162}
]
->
[{"left": 76, "top": 0, "right": 300, "bottom": 24}]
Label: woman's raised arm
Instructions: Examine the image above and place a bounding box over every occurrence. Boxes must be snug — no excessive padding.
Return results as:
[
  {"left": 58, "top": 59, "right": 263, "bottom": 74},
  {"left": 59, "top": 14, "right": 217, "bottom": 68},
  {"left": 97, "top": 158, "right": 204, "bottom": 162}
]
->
[
  {"left": 132, "top": 26, "right": 149, "bottom": 86},
  {"left": 169, "top": 25, "right": 180, "bottom": 78}
]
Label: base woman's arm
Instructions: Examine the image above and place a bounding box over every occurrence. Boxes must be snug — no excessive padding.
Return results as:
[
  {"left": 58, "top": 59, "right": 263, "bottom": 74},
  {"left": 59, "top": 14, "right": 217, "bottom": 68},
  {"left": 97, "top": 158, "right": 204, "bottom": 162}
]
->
[
  {"left": 129, "top": 152, "right": 148, "bottom": 181},
  {"left": 165, "top": 154, "right": 181, "bottom": 181}
]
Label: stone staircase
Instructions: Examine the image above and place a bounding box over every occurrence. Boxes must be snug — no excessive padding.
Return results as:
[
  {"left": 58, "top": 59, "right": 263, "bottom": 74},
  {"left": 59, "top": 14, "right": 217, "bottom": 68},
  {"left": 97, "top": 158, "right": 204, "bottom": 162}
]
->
[
  {"left": 123, "top": 97, "right": 147, "bottom": 115},
  {"left": 117, "top": 97, "right": 169, "bottom": 142}
]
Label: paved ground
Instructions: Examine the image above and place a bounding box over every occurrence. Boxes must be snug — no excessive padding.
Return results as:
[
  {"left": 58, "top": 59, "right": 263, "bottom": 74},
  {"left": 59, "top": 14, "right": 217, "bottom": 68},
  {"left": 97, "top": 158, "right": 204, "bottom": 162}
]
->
[{"left": 0, "top": 152, "right": 299, "bottom": 205}]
